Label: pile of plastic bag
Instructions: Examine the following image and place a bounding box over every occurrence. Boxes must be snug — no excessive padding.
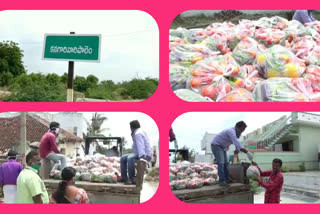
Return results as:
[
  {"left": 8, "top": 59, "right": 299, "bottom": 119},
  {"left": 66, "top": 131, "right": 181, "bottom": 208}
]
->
[
  {"left": 169, "top": 161, "right": 219, "bottom": 190},
  {"left": 51, "top": 153, "right": 120, "bottom": 183},
  {"left": 170, "top": 16, "right": 320, "bottom": 102}
]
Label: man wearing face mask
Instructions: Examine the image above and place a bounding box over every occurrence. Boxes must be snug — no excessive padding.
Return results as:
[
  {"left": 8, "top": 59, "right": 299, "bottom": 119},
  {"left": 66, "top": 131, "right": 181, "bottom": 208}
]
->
[
  {"left": 211, "top": 121, "right": 248, "bottom": 187},
  {"left": 120, "top": 120, "right": 152, "bottom": 185},
  {"left": 17, "top": 151, "right": 49, "bottom": 203},
  {"left": 39, "top": 122, "right": 67, "bottom": 175},
  {"left": 0, "top": 150, "right": 23, "bottom": 203}
]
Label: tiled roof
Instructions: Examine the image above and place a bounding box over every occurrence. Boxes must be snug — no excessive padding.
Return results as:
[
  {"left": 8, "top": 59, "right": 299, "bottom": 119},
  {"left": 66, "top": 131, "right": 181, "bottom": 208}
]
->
[
  {"left": 0, "top": 116, "right": 20, "bottom": 155},
  {"left": 0, "top": 114, "right": 83, "bottom": 154}
]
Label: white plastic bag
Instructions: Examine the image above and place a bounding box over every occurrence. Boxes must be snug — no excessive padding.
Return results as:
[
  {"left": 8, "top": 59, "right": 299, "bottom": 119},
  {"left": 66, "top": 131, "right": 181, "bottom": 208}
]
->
[{"left": 246, "top": 165, "right": 260, "bottom": 179}]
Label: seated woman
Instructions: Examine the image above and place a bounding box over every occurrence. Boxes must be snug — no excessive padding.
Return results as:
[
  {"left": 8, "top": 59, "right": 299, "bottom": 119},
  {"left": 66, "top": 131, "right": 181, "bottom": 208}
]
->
[{"left": 50, "top": 167, "right": 89, "bottom": 204}]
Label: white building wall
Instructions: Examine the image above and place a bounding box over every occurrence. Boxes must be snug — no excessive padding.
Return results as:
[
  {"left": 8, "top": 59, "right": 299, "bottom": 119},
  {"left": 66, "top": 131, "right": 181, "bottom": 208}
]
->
[
  {"left": 58, "top": 142, "right": 82, "bottom": 158},
  {"left": 295, "top": 112, "right": 320, "bottom": 123},
  {"left": 52, "top": 113, "right": 86, "bottom": 137},
  {"left": 34, "top": 112, "right": 86, "bottom": 157},
  {"left": 201, "top": 132, "right": 216, "bottom": 155},
  {"left": 195, "top": 154, "right": 213, "bottom": 163},
  {"left": 34, "top": 112, "right": 87, "bottom": 137}
]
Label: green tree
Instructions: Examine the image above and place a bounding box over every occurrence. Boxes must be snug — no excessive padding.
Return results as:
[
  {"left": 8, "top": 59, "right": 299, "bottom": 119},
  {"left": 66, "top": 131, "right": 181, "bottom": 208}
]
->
[
  {"left": 46, "top": 73, "right": 61, "bottom": 86},
  {"left": 86, "top": 75, "right": 99, "bottom": 89},
  {"left": 85, "top": 113, "right": 109, "bottom": 155},
  {"left": 29, "top": 73, "right": 45, "bottom": 82},
  {"left": 0, "top": 72, "right": 13, "bottom": 87},
  {"left": 100, "top": 80, "right": 117, "bottom": 91},
  {"left": 0, "top": 41, "right": 25, "bottom": 77},
  {"left": 86, "top": 113, "right": 108, "bottom": 136},
  {"left": 0, "top": 59, "right": 9, "bottom": 73},
  {"left": 74, "top": 76, "right": 88, "bottom": 92},
  {"left": 60, "top": 73, "right": 68, "bottom": 84}
]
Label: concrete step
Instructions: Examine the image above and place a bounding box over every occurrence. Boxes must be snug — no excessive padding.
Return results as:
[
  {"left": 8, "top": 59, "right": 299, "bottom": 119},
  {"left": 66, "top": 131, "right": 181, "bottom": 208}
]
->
[
  {"left": 283, "top": 185, "right": 320, "bottom": 199},
  {"left": 282, "top": 171, "right": 320, "bottom": 199}
]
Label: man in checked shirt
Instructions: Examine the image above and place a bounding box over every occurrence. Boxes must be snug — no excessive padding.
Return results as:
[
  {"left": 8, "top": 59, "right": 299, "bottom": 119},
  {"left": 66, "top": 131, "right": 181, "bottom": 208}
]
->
[{"left": 252, "top": 159, "right": 284, "bottom": 204}]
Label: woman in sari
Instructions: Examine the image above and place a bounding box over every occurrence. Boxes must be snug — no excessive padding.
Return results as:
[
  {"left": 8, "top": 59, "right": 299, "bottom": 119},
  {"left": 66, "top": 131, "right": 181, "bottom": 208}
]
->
[{"left": 50, "top": 167, "right": 89, "bottom": 204}]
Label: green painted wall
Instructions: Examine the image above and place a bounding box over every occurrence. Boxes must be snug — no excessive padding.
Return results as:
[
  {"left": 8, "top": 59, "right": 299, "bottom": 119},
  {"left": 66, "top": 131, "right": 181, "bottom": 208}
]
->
[
  {"left": 240, "top": 121, "right": 320, "bottom": 171},
  {"left": 297, "top": 124, "right": 320, "bottom": 170},
  {"left": 239, "top": 152, "right": 303, "bottom": 171}
]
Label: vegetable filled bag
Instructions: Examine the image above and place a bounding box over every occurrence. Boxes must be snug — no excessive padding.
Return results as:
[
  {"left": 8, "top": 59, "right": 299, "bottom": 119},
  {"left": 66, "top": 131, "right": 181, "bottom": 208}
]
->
[
  {"left": 232, "top": 37, "right": 265, "bottom": 66},
  {"left": 253, "top": 77, "right": 312, "bottom": 102},
  {"left": 169, "top": 64, "right": 191, "bottom": 91},
  {"left": 254, "top": 45, "right": 306, "bottom": 78}
]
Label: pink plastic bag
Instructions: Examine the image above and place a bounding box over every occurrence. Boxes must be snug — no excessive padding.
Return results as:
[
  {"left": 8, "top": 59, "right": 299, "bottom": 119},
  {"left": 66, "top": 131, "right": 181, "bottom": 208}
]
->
[
  {"left": 255, "top": 28, "right": 286, "bottom": 47},
  {"left": 217, "top": 88, "right": 254, "bottom": 102},
  {"left": 291, "top": 36, "right": 316, "bottom": 61}
]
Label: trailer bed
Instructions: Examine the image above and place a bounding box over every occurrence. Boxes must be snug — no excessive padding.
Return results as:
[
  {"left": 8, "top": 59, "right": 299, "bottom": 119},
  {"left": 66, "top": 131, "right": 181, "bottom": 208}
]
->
[
  {"left": 44, "top": 179, "right": 141, "bottom": 203},
  {"left": 173, "top": 183, "right": 253, "bottom": 203}
]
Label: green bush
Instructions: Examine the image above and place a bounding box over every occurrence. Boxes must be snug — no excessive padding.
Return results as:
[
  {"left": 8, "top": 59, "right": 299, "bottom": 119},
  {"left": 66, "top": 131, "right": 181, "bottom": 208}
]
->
[
  {"left": 46, "top": 73, "right": 61, "bottom": 85},
  {"left": 0, "top": 72, "right": 13, "bottom": 87},
  {"left": 86, "top": 85, "right": 115, "bottom": 100},
  {"left": 3, "top": 73, "right": 66, "bottom": 102},
  {"left": 60, "top": 73, "right": 68, "bottom": 84},
  {"left": 74, "top": 76, "right": 88, "bottom": 92},
  {"left": 0, "top": 59, "right": 158, "bottom": 101},
  {"left": 85, "top": 78, "right": 158, "bottom": 101},
  {"left": 299, "top": 162, "right": 306, "bottom": 172},
  {"left": 281, "top": 166, "right": 289, "bottom": 173},
  {"left": 120, "top": 78, "right": 158, "bottom": 99},
  {"left": 0, "top": 40, "right": 159, "bottom": 101},
  {"left": 86, "top": 75, "right": 99, "bottom": 88}
]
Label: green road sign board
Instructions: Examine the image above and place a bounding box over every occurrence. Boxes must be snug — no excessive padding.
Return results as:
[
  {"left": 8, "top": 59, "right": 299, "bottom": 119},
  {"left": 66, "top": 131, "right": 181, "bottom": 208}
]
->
[{"left": 43, "top": 34, "right": 101, "bottom": 62}]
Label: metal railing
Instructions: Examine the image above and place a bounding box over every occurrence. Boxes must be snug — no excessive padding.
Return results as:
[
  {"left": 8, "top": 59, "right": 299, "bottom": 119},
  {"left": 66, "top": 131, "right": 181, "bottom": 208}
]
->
[{"left": 244, "top": 114, "right": 293, "bottom": 150}]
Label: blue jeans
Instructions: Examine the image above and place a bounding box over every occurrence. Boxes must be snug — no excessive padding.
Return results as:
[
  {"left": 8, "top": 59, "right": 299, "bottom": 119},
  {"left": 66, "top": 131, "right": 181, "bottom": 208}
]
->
[
  {"left": 120, "top": 153, "right": 139, "bottom": 181},
  {"left": 46, "top": 152, "right": 67, "bottom": 172},
  {"left": 211, "top": 144, "right": 229, "bottom": 184}
]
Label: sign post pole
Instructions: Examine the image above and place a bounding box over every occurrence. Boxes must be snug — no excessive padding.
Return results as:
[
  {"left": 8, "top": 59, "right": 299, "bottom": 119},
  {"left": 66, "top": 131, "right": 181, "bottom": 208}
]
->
[
  {"left": 67, "top": 32, "right": 75, "bottom": 102},
  {"left": 42, "top": 33, "right": 101, "bottom": 102}
]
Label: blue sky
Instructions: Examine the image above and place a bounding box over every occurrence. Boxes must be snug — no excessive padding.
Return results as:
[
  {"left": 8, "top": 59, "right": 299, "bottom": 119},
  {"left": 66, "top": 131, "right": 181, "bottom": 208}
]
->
[{"left": 0, "top": 11, "right": 159, "bottom": 82}]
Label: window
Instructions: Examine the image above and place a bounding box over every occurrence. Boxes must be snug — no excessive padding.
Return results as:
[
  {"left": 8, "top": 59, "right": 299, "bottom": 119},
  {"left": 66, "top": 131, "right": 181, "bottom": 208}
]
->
[{"left": 281, "top": 140, "right": 294, "bottom": 152}]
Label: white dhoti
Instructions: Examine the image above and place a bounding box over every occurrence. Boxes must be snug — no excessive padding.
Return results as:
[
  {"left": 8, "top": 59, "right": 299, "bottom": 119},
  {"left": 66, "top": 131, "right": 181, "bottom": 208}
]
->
[{"left": 3, "top": 185, "right": 17, "bottom": 203}]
